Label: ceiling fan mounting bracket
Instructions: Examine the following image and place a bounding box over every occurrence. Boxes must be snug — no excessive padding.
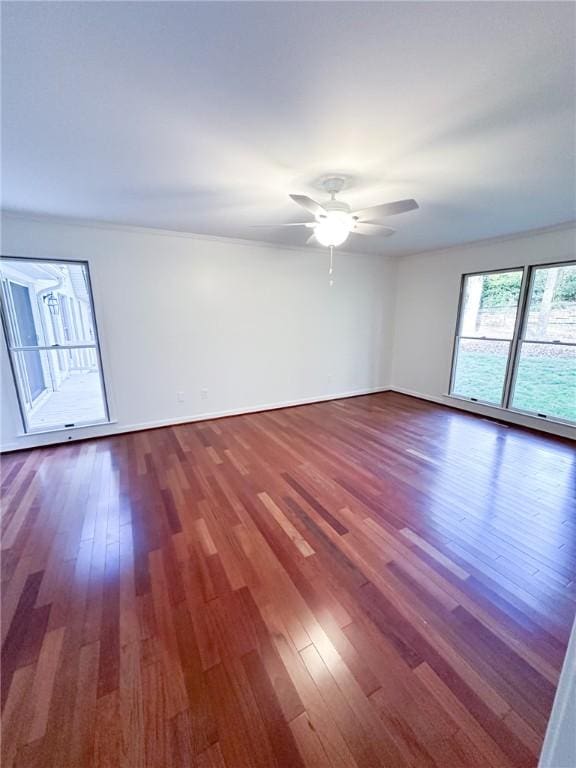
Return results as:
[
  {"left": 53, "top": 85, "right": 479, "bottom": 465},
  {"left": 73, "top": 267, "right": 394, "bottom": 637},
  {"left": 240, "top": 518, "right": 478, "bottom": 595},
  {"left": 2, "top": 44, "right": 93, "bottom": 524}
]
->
[{"left": 320, "top": 175, "right": 350, "bottom": 196}]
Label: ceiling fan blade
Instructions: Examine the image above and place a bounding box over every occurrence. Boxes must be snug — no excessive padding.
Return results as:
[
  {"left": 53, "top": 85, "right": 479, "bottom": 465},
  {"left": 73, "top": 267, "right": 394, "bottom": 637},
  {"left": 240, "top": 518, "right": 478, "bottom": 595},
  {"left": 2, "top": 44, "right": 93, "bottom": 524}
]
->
[
  {"left": 352, "top": 198, "right": 418, "bottom": 221},
  {"left": 289, "top": 194, "right": 327, "bottom": 217},
  {"left": 251, "top": 222, "right": 314, "bottom": 228},
  {"left": 306, "top": 232, "right": 318, "bottom": 245},
  {"left": 353, "top": 224, "right": 396, "bottom": 237}
]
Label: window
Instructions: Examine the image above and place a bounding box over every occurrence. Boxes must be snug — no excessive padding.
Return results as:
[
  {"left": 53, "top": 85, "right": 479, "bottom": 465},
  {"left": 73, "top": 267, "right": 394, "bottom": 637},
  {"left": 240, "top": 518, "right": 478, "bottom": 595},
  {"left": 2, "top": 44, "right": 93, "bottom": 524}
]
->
[
  {"left": 450, "top": 262, "right": 576, "bottom": 425},
  {"left": 511, "top": 264, "right": 576, "bottom": 422},
  {"left": 0, "top": 257, "right": 110, "bottom": 433},
  {"left": 451, "top": 270, "right": 523, "bottom": 405}
]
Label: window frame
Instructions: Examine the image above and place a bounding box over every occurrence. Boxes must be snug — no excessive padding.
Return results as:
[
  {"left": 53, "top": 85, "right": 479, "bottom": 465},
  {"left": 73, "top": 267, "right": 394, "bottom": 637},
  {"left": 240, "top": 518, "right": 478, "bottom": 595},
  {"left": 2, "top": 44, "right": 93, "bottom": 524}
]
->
[
  {"left": 508, "top": 261, "right": 576, "bottom": 423},
  {"left": 449, "top": 259, "right": 576, "bottom": 426},
  {"left": 448, "top": 266, "right": 525, "bottom": 408},
  {"left": 0, "top": 255, "right": 111, "bottom": 434}
]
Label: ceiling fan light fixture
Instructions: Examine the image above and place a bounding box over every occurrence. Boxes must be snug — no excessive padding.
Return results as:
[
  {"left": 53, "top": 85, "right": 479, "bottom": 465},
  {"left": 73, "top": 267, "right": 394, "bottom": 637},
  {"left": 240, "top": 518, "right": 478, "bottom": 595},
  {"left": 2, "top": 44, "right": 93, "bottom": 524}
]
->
[
  {"left": 314, "top": 211, "right": 352, "bottom": 247},
  {"left": 286, "top": 185, "right": 418, "bottom": 248}
]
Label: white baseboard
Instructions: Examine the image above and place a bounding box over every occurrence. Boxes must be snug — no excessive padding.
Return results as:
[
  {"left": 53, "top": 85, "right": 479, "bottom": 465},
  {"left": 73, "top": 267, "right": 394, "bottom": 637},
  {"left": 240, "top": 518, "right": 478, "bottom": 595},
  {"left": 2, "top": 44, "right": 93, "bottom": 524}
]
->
[
  {"left": 4, "top": 385, "right": 573, "bottom": 452},
  {"left": 124, "top": 386, "right": 392, "bottom": 432},
  {"left": 388, "top": 386, "right": 575, "bottom": 440},
  {"left": 388, "top": 386, "right": 446, "bottom": 406},
  {"left": 0, "top": 386, "right": 391, "bottom": 453}
]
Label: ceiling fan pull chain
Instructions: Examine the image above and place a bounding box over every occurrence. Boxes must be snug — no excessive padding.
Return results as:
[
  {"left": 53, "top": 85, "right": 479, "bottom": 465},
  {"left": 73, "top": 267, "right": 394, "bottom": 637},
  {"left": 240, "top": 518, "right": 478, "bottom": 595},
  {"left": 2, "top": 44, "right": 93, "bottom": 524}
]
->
[{"left": 329, "top": 246, "right": 334, "bottom": 287}]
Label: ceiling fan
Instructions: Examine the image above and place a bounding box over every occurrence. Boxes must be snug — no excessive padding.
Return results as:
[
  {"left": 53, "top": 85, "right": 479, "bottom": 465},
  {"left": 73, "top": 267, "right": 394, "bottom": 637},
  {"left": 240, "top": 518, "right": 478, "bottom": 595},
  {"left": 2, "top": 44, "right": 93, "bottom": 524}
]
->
[{"left": 265, "top": 176, "right": 419, "bottom": 248}]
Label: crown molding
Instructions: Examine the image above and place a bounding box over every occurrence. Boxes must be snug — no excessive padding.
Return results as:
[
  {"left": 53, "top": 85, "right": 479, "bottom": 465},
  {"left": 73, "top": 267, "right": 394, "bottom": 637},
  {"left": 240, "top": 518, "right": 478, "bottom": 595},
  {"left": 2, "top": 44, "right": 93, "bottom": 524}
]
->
[
  {"left": 400, "top": 219, "right": 576, "bottom": 260},
  {"left": 0, "top": 209, "right": 394, "bottom": 261},
  {"left": 3, "top": 208, "right": 573, "bottom": 262}
]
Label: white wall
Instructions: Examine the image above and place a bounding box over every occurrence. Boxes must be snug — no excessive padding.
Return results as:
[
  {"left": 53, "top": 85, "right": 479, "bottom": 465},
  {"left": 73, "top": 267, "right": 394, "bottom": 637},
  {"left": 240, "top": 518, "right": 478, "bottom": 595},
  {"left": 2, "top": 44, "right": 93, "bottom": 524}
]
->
[
  {"left": 539, "top": 617, "right": 576, "bottom": 768},
  {"left": 0, "top": 214, "right": 397, "bottom": 451},
  {"left": 390, "top": 225, "right": 576, "bottom": 439}
]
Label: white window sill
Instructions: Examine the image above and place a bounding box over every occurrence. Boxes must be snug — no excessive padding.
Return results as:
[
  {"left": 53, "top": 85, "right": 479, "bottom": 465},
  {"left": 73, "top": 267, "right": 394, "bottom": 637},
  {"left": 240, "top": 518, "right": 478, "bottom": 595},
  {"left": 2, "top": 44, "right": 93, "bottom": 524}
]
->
[
  {"left": 18, "top": 419, "right": 118, "bottom": 437},
  {"left": 444, "top": 395, "right": 575, "bottom": 429}
]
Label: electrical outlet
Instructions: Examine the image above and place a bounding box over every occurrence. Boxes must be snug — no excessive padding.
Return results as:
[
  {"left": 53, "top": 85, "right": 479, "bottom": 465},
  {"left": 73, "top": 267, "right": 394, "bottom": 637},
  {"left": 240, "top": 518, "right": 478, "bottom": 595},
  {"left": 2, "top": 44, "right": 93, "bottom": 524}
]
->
[
  {"left": 177, "top": 391, "right": 185, "bottom": 403},
  {"left": 201, "top": 388, "right": 208, "bottom": 400}
]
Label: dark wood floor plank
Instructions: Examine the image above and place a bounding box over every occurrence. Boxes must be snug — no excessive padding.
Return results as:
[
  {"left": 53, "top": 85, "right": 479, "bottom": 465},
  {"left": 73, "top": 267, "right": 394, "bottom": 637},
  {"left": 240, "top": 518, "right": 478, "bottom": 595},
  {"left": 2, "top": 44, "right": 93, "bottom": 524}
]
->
[{"left": 1, "top": 391, "right": 573, "bottom": 767}]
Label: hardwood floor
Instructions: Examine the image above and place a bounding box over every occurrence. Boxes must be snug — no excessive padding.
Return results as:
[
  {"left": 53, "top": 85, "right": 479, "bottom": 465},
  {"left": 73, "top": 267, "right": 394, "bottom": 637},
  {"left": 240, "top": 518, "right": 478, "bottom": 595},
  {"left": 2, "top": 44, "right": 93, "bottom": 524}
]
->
[{"left": 1, "top": 391, "right": 574, "bottom": 767}]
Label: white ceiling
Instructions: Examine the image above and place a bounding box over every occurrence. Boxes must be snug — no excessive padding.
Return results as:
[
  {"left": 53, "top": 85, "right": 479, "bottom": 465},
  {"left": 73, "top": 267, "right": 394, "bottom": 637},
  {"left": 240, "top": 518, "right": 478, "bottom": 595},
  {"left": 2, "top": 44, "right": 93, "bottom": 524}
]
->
[{"left": 2, "top": 1, "right": 575, "bottom": 256}]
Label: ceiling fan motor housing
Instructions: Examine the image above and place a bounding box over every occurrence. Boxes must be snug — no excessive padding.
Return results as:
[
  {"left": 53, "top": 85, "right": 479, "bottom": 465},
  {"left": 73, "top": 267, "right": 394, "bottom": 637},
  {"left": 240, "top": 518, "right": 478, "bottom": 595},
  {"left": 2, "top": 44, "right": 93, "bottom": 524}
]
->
[{"left": 319, "top": 199, "right": 351, "bottom": 218}]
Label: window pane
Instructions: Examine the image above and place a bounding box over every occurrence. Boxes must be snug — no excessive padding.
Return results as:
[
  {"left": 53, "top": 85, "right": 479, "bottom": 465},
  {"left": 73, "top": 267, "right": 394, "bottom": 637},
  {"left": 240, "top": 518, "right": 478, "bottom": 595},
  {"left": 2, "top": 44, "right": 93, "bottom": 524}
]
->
[
  {"left": 452, "top": 338, "right": 511, "bottom": 405},
  {"left": 524, "top": 264, "right": 576, "bottom": 343},
  {"left": 1, "top": 257, "right": 109, "bottom": 434},
  {"left": 0, "top": 260, "right": 96, "bottom": 346},
  {"left": 459, "top": 271, "right": 522, "bottom": 340},
  {"left": 13, "top": 349, "right": 107, "bottom": 430},
  {"left": 512, "top": 343, "right": 576, "bottom": 423}
]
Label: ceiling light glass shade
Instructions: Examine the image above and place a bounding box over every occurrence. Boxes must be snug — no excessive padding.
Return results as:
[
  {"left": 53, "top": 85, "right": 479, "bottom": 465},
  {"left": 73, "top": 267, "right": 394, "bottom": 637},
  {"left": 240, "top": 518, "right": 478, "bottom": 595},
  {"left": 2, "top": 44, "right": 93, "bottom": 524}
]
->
[{"left": 314, "top": 211, "right": 352, "bottom": 247}]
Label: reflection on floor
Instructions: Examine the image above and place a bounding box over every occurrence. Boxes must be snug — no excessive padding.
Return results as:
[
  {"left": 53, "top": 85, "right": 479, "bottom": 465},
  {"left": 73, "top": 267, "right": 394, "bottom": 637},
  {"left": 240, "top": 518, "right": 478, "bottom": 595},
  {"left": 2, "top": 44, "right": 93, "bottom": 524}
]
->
[{"left": 29, "top": 371, "right": 105, "bottom": 429}]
